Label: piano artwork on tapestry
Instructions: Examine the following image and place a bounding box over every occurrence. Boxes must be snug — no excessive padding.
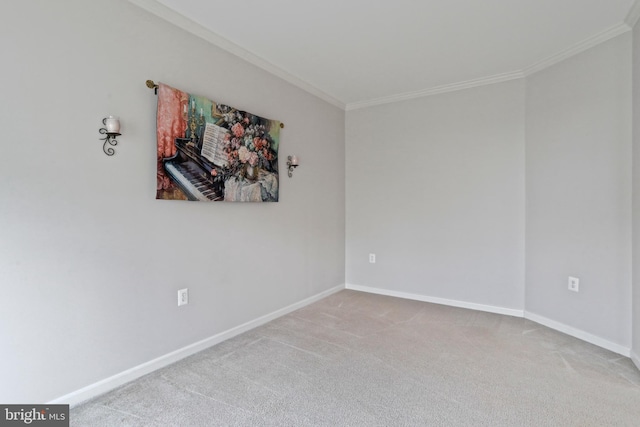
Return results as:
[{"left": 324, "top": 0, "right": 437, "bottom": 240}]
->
[
  {"left": 155, "top": 82, "right": 280, "bottom": 203},
  {"left": 162, "top": 123, "right": 228, "bottom": 202}
]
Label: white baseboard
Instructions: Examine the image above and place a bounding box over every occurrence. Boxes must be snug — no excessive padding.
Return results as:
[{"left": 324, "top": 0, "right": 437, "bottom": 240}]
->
[
  {"left": 524, "top": 311, "right": 630, "bottom": 357},
  {"left": 52, "top": 282, "right": 635, "bottom": 405},
  {"left": 346, "top": 284, "right": 632, "bottom": 358},
  {"left": 631, "top": 350, "right": 640, "bottom": 371},
  {"left": 345, "top": 283, "right": 524, "bottom": 317},
  {"left": 50, "top": 284, "right": 344, "bottom": 406}
]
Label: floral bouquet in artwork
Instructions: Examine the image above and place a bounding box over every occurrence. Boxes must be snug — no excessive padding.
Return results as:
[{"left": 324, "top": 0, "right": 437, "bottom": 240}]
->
[{"left": 218, "top": 106, "right": 278, "bottom": 180}]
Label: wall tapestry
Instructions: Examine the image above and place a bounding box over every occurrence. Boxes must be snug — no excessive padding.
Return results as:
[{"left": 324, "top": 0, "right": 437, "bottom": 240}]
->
[{"left": 155, "top": 83, "right": 280, "bottom": 202}]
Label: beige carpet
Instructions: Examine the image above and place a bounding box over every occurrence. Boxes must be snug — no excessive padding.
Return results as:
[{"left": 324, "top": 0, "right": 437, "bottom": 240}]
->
[{"left": 71, "top": 290, "right": 640, "bottom": 426}]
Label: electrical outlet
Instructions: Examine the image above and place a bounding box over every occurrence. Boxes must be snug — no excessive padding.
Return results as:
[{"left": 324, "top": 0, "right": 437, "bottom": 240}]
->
[
  {"left": 568, "top": 277, "right": 579, "bottom": 293},
  {"left": 178, "top": 288, "right": 189, "bottom": 306},
  {"left": 369, "top": 253, "right": 376, "bottom": 263}
]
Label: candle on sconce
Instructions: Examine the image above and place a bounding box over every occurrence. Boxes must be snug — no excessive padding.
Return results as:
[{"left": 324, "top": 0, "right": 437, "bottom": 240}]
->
[
  {"left": 191, "top": 100, "right": 195, "bottom": 109},
  {"left": 200, "top": 108, "right": 203, "bottom": 117},
  {"left": 286, "top": 155, "right": 299, "bottom": 178},
  {"left": 183, "top": 104, "right": 187, "bottom": 113},
  {"left": 105, "top": 116, "right": 120, "bottom": 133}
]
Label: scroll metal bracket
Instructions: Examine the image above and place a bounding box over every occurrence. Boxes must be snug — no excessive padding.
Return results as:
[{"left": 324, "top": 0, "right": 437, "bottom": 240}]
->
[{"left": 99, "top": 118, "right": 120, "bottom": 156}]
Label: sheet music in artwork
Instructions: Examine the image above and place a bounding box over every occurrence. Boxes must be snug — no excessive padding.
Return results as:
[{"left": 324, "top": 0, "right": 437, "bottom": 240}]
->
[{"left": 201, "top": 122, "right": 229, "bottom": 167}]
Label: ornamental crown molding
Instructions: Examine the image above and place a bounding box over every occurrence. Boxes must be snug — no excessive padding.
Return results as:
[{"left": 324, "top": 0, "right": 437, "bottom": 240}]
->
[
  {"left": 348, "top": 21, "right": 631, "bottom": 111},
  {"left": 129, "top": 0, "right": 639, "bottom": 111},
  {"left": 625, "top": 0, "right": 640, "bottom": 28},
  {"left": 522, "top": 23, "right": 630, "bottom": 76},
  {"left": 126, "top": 0, "right": 345, "bottom": 110},
  {"left": 345, "top": 71, "right": 525, "bottom": 111}
]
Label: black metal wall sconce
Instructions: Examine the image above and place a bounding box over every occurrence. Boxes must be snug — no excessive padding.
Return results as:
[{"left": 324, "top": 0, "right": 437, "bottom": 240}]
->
[
  {"left": 286, "top": 155, "right": 299, "bottom": 178},
  {"left": 99, "top": 116, "right": 121, "bottom": 156}
]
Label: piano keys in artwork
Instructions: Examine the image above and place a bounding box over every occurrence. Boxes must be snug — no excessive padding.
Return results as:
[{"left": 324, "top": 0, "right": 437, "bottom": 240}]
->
[{"left": 163, "top": 138, "right": 224, "bottom": 201}]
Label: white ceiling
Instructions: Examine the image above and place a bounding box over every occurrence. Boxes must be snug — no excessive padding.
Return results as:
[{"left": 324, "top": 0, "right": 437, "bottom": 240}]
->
[{"left": 146, "top": 0, "right": 638, "bottom": 109}]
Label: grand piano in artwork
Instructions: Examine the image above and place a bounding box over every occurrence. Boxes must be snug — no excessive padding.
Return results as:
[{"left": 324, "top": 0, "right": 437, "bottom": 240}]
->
[{"left": 162, "top": 137, "right": 224, "bottom": 201}]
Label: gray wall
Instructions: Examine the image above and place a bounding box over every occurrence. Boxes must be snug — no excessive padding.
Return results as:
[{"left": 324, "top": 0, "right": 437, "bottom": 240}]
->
[
  {"left": 346, "top": 80, "right": 526, "bottom": 310},
  {"left": 346, "top": 33, "right": 634, "bottom": 352},
  {"left": 0, "top": 0, "right": 345, "bottom": 403},
  {"left": 525, "top": 34, "right": 632, "bottom": 347},
  {"left": 1, "top": 0, "right": 637, "bottom": 405},
  {"left": 633, "top": 21, "right": 640, "bottom": 364}
]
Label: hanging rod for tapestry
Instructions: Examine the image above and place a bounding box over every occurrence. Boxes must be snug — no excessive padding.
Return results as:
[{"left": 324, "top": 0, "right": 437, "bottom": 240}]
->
[
  {"left": 145, "top": 80, "right": 285, "bottom": 128},
  {"left": 146, "top": 80, "right": 158, "bottom": 94}
]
